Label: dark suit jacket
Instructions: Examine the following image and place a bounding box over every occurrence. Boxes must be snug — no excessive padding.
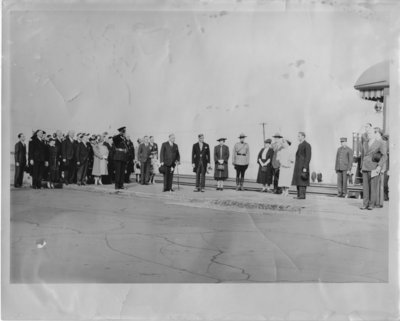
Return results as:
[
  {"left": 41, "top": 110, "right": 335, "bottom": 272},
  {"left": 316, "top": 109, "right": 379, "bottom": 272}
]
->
[
  {"left": 28, "top": 137, "right": 47, "bottom": 162},
  {"left": 62, "top": 138, "right": 75, "bottom": 160},
  {"left": 192, "top": 142, "right": 210, "bottom": 171},
  {"left": 75, "top": 142, "right": 89, "bottom": 164},
  {"left": 292, "top": 140, "right": 312, "bottom": 186},
  {"left": 55, "top": 138, "right": 63, "bottom": 160},
  {"left": 112, "top": 134, "right": 128, "bottom": 162},
  {"left": 160, "top": 142, "right": 180, "bottom": 167},
  {"left": 14, "top": 141, "right": 27, "bottom": 166},
  {"left": 335, "top": 146, "right": 353, "bottom": 171},
  {"left": 138, "top": 143, "right": 152, "bottom": 162}
]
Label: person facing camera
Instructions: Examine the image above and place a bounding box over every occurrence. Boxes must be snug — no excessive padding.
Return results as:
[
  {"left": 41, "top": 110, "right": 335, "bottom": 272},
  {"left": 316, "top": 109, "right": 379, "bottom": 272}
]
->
[{"left": 256, "top": 139, "right": 274, "bottom": 192}]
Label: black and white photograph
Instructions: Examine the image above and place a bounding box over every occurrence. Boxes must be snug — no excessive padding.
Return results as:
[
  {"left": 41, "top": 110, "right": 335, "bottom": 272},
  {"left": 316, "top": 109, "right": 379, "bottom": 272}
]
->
[{"left": 2, "top": 0, "right": 399, "bottom": 320}]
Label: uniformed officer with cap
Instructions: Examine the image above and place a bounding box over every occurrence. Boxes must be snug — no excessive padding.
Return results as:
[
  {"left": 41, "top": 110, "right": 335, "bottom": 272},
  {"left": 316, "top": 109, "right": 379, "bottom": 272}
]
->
[
  {"left": 335, "top": 137, "right": 353, "bottom": 197},
  {"left": 112, "top": 126, "right": 129, "bottom": 190}
]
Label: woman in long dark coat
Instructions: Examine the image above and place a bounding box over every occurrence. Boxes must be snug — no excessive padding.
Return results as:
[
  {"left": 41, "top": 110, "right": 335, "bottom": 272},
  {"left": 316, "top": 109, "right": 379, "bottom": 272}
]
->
[
  {"left": 214, "top": 138, "right": 230, "bottom": 191},
  {"left": 256, "top": 139, "right": 274, "bottom": 192}
]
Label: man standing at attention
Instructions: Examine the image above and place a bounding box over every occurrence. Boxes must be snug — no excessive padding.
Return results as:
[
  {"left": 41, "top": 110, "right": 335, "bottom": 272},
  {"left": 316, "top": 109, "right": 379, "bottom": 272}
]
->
[
  {"left": 335, "top": 137, "right": 353, "bottom": 197},
  {"left": 292, "top": 132, "right": 312, "bottom": 199},
  {"left": 271, "top": 133, "right": 284, "bottom": 194},
  {"left": 138, "top": 136, "right": 152, "bottom": 185},
  {"left": 160, "top": 134, "right": 180, "bottom": 192},
  {"left": 14, "top": 133, "right": 27, "bottom": 188},
  {"left": 61, "top": 130, "right": 75, "bottom": 185},
  {"left": 112, "top": 127, "right": 129, "bottom": 190},
  {"left": 192, "top": 134, "right": 210, "bottom": 192}
]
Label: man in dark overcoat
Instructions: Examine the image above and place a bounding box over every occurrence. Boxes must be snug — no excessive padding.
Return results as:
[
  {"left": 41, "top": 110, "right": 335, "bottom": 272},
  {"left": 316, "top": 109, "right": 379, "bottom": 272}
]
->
[
  {"left": 292, "top": 132, "right": 312, "bottom": 199},
  {"left": 14, "top": 133, "right": 27, "bottom": 187},
  {"left": 112, "top": 127, "right": 129, "bottom": 190},
  {"left": 160, "top": 134, "right": 180, "bottom": 192},
  {"left": 192, "top": 134, "right": 210, "bottom": 192},
  {"left": 75, "top": 134, "right": 90, "bottom": 186},
  {"left": 28, "top": 130, "right": 48, "bottom": 189},
  {"left": 335, "top": 137, "right": 353, "bottom": 197},
  {"left": 61, "top": 130, "right": 76, "bottom": 184}
]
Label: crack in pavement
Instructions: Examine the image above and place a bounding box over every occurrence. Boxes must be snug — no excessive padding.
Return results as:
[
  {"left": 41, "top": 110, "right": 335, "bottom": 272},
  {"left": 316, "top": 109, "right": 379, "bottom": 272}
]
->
[
  {"left": 262, "top": 228, "right": 383, "bottom": 253},
  {"left": 201, "top": 233, "right": 251, "bottom": 282},
  {"left": 104, "top": 234, "right": 221, "bottom": 282}
]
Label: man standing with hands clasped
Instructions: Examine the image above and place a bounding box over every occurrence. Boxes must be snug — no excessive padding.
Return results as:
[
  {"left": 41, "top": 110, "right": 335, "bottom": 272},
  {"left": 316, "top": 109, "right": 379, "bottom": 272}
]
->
[
  {"left": 160, "top": 134, "right": 180, "bottom": 192},
  {"left": 335, "top": 137, "right": 353, "bottom": 198},
  {"left": 192, "top": 134, "right": 210, "bottom": 192},
  {"left": 292, "top": 132, "right": 312, "bottom": 199}
]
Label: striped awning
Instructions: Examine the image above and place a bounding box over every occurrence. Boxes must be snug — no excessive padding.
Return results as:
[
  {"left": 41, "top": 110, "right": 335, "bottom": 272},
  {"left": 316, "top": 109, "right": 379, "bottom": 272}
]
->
[
  {"left": 354, "top": 61, "right": 389, "bottom": 101},
  {"left": 358, "top": 89, "right": 384, "bottom": 100}
]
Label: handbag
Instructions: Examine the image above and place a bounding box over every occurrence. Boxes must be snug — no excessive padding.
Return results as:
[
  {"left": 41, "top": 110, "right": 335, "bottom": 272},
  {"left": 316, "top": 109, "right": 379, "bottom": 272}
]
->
[
  {"left": 372, "top": 151, "right": 382, "bottom": 163},
  {"left": 159, "top": 165, "right": 166, "bottom": 174},
  {"left": 300, "top": 170, "right": 309, "bottom": 181},
  {"left": 217, "top": 163, "right": 225, "bottom": 171}
]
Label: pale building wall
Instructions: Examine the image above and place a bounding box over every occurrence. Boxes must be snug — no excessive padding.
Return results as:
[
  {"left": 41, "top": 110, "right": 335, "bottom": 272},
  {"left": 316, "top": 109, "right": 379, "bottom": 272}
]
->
[{"left": 7, "top": 8, "right": 388, "bottom": 183}]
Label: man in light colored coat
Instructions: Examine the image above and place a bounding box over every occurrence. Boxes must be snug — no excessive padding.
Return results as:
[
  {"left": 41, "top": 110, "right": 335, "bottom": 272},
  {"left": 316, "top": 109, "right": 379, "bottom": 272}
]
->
[{"left": 360, "top": 127, "right": 387, "bottom": 210}]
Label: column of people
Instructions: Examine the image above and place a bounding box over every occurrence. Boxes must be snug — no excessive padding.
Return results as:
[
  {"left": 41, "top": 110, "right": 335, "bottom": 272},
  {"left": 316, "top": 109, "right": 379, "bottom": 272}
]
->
[{"left": 14, "top": 127, "right": 313, "bottom": 200}]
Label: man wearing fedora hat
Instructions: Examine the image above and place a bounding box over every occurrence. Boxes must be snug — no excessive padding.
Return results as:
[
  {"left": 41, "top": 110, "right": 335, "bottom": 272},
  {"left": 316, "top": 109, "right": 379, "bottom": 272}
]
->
[
  {"left": 232, "top": 133, "right": 250, "bottom": 191},
  {"left": 271, "top": 132, "right": 284, "bottom": 194},
  {"left": 112, "top": 126, "right": 129, "bottom": 190},
  {"left": 335, "top": 137, "right": 353, "bottom": 198}
]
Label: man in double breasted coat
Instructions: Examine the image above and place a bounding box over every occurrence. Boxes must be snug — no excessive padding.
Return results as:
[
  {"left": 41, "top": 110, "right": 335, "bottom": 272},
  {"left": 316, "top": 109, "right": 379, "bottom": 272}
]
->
[
  {"left": 112, "top": 127, "right": 129, "bottom": 190},
  {"left": 335, "top": 137, "right": 353, "bottom": 197},
  {"left": 14, "top": 133, "right": 27, "bottom": 187},
  {"left": 192, "top": 134, "right": 210, "bottom": 192},
  {"left": 160, "top": 134, "right": 180, "bottom": 192},
  {"left": 29, "top": 130, "right": 48, "bottom": 189},
  {"left": 61, "top": 130, "right": 76, "bottom": 184},
  {"left": 292, "top": 132, "right": 312, "bottom": 199},
  {"left": 138, "top": 136, "right": 152, "bottom": 185}
]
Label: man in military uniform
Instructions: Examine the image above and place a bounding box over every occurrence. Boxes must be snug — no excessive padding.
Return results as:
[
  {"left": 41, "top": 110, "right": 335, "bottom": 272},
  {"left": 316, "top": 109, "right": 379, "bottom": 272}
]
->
[
  {"left": 335, "top": 137, "right": 353, "bottom": 197},
  {"left": 112, "top": 127, "right": 129, "bottom": 190}
]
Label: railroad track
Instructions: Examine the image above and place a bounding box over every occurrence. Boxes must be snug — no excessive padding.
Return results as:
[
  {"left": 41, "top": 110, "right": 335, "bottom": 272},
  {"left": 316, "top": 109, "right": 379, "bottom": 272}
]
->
[{"left": 154, "top": 174, "right": 362, "bottom": 198}]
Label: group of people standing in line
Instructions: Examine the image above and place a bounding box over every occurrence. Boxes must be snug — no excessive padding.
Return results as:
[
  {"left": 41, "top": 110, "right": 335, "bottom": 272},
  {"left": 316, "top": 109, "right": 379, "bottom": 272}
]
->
[
  {"left": 13, "top": 127, "right": 159, "bottom": 190},
  {"left": 189, "top": 132, "right": 312, "bottom": 199},
  {"left": 15, "top": 123, "right": 389, "bottom": 209},
  {"left": 13, "top": 127, "right": 313, "bottom": 199}
]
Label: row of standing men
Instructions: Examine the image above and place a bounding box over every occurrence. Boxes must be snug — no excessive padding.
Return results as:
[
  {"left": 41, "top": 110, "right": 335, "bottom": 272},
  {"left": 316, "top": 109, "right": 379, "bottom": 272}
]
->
[{"left": 14, "top": 127, "right": 313, "bottom": 199}]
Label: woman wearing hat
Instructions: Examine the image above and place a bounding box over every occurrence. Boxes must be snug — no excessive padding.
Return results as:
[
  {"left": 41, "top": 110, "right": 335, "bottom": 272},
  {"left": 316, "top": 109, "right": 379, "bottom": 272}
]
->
[
  {"left": 92, "top": 135, "right": 109, "bottom": 185},
  {"left": 214, "top": 138, "right": 230, "bottom": 190},
  {"left": 232, "top": 133, "right": 250, "bottom": 191},
  {"left": 256, "top": 139, "right": 274, "bottom": 192},
  {"left": 277, "top": 139, "right": 295, "bottom": 197}
]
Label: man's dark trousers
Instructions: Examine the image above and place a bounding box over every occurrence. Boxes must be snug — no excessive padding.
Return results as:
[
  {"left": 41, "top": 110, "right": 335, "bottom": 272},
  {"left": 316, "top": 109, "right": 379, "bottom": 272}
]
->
[
  {"left": 163, "top": 166, "right": 174, "bottom": 191},
  {"left": 14, "top": 164, "right": 25, "bottom": 187},
  {"left": 337, "top": 170, "right": 348, "bottom": 196},
  {"left": 195, "top": 160, "right": 206, "bottom": 189},
  {"left": 273, "top": 167, "right": 281, "bottom": 193},
  {"left": 76, "top": 160, "right": 88, "bottom": 184},
  {"left": 32, "top": 161, "right": 44, "bottom": 188},
  {"left": 296, "top": 186, "right": 307, "bottom": 199},
  {"left": 140, "top": 160, "right": 150, "bottom": 184},
  {"left": 114, "top": 160, "right": 126, "bottom": 189}
]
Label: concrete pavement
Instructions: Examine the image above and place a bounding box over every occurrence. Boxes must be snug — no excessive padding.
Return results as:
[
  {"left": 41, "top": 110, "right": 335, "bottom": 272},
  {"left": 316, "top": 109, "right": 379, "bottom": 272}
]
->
[{"left": 10, "top": 181, "right": 388, "bottom": 283}]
